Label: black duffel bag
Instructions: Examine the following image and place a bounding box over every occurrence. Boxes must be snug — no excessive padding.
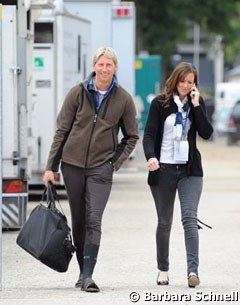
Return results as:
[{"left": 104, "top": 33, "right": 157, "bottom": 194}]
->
[{"left": 16, "top": 183, "right": 75, "bottom": 272}]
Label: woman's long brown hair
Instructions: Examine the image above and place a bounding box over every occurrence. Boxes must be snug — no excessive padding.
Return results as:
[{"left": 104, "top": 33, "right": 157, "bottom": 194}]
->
[{"left": 163, "top": 62, "right": 198, "bottom": 106}]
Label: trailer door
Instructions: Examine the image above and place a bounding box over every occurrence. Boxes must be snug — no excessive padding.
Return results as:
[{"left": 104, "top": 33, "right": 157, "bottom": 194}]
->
[
  {"left": 2, "top": 6, "right": 18, "bottom": 178},
  {"left": 2, "top": 5, "right": 28, "bottom": 229},
  {"left": 31, "top": 22, "right": 55, "bottom": 183}
]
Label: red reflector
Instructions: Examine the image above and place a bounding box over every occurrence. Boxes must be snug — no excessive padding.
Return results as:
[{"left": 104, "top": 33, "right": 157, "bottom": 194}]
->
[
  {"left": 3, "top": 180, "right": 24, "bottom": 193},
  {"left": 115, "top": 8, "right": 130, "bottom": 17}
]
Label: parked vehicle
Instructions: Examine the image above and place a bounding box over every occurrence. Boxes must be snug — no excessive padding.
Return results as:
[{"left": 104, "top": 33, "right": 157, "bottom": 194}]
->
[
  {"left": 226, "top": 101, "right": 240, "bottom": 145},
  {"left": 1, "top": 4, "right": 30, "bottom": 229},
  {"left": 214, "top": 82, "right": 240, "bottom": 113},
  {"left": 112, "top": 1, "right": 136, "bottom": 96},
  {"left": 213, "top": 82, "right": 240, "bottom": 139},
  {"left": 213, "top": 107, "right": 232, "bottom": 136}
]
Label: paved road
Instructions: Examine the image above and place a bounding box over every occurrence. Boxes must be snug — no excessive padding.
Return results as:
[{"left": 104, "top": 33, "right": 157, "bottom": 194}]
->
[{"left": 1, "top": 137, "right": 240, "bottom": 305}]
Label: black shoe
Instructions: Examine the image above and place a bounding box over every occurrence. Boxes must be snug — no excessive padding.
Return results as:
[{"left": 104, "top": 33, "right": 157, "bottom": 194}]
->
[
  {"left": 75, "top": 274, "right": 83, "bottom": 288},
  {"left": 188, "top": 273, "right": 200, "bottom": 288},
  {"left": 81, "top": 277, "right": 100, "bottom": 293},
  {"left": 156, "top": 272, "right": 169, "bottom": 285}
]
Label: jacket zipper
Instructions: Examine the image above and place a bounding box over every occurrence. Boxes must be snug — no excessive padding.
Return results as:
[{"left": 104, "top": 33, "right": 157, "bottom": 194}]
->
[
  {"left": 84, "top": 87, "right": 116, "bottom": 167},
  {"left": 85, "top": 113, "right": 98, "bottom": 167}
]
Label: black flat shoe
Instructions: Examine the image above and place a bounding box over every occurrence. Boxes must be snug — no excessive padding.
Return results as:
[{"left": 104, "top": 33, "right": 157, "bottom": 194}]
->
[
  {"left": 81, "top": 277, "right": 100, "bottom": 293},
  {"left": 156, "top": 272, "right": 169, "bottom": 285},
  {"left": 188, "top": 273, "right": 200, "bottom": 288},
  {"left": 75, "top": 274, "right": 83, "bottom": 288}
]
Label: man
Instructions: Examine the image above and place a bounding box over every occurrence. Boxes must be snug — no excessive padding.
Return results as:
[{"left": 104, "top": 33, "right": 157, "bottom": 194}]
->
[{"left": 43, "top": 47, "right": 139, "bottom": 292}]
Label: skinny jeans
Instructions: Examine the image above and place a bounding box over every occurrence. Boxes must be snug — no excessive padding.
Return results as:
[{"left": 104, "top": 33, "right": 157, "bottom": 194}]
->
[
  {"left": 150, "top": 163, "right": 203, "bottom": 275},
  {"left": 61, "top": 161, "right": 113, "bottom": 272}
]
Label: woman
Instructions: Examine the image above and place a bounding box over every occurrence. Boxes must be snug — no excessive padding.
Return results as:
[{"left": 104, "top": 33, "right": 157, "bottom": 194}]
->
[{"left": 143, "top": 62, "right": 213, "bottom": 288}]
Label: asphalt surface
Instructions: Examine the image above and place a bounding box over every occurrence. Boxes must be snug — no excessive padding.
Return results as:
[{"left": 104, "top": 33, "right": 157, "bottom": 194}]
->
[{"left": 1, "top": 136, "right": 240, "bottom": 305}]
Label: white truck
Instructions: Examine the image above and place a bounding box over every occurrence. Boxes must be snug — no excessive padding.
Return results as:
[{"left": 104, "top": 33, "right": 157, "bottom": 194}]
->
[
  {"left": 30, "top": 8, "right": 91, "bottom": 186},
  {"left": 0, "top": 0, "right": 57, "bottom": 229},
  {"left": 1, "top": 2, "right": 31, "bottom": 229},
  {"left": 214, "top": 82, "right": 240, "bottom": 113},
  {"left": 112, "top": 1, "right": 136, "bottom": 96},
  {"left": 64, "top": 0, "right": 112, "bottom": 57},
  {"left": 213, "top": 82, "right": 240, "bottom": 136}
]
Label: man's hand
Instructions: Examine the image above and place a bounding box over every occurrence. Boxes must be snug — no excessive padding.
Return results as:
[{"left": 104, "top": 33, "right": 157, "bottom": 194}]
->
[{"left": 42, "top": 170, "right": 55, "bottom": 184}]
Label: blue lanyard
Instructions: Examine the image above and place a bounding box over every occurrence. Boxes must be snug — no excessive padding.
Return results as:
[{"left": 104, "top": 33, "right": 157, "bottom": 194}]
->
[
  {"left": 182, "top": 109, "right": 190, "bottom": 132},
  {"left": 175, "top": 109, "right": 190, "bottom": 138}
]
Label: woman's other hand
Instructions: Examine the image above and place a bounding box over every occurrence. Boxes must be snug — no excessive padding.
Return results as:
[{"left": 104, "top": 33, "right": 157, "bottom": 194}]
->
[{"left": 147, "top": 158, "right": 160, "bottom": 171}]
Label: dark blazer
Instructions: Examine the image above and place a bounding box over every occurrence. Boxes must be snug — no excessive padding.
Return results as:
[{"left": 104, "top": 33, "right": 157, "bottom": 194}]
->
[{"left": 143, "top": 94, "right": 213, "bottom": 185}]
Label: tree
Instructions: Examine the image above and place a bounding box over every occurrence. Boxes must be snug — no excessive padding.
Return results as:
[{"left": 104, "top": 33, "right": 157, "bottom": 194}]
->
[
  {"left": 132, "top": 0, "right": 240, "bottom": 70},
  {"left": 223, "top": 2, "right": 240, "bottom": 66},
  {"left": 134, "top": 0, "right": 189, "bottom": 68}
]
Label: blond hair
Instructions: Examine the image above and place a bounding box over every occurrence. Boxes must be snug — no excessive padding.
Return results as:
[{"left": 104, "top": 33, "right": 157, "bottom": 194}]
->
[{"left": 93, "top": 47, "right": 118, "bottom": 66}]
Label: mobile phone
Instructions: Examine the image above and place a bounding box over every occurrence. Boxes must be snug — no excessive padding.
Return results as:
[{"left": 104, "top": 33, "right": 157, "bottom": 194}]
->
[{"left": 191, "top": 84, "right": 196, "bottom": 98}]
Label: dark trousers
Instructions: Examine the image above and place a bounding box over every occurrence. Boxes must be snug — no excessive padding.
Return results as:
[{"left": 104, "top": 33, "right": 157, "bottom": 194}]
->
[
  {"left": 61, "top": 161, "right": 113, "bottom": 277},
  {"left": 150, "top": 163, "right": 203, "bottom": 275}
]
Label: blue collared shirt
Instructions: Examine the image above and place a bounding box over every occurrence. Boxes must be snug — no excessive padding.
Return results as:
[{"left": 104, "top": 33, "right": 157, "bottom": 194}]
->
[{"left": 87, "top": 77, "right": 117, "bottom": 110}]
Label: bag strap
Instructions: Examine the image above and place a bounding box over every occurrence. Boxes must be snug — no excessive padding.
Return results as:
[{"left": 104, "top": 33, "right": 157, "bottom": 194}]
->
[
  {"left": 49, "top": 182, "right": 60, "bottom": 201},
  {"left": 41, "top": 183, "right": 55, "bottom": 206},
  {"left": 47, "top": 182, "right": 66, "bottom": 217}
]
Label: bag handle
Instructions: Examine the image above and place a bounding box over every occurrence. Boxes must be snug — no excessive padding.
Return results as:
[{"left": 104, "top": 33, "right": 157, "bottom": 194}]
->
[
  {"left": 41, "top": 183, "right": 55, "bottom": 205},
  {"left": 49, "top": 182, "right": 60, "bottom": 202},
  {"left": 41, "top": 183, "right": 66, "bottom": 217},
  {"left": 48, "top": 183, "right": 65, "bottom": 216}
]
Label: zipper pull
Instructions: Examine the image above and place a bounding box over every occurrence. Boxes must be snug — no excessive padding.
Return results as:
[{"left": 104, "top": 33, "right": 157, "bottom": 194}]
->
[{"left": 94, "top": 113, "right": 98, "bottom": 123}]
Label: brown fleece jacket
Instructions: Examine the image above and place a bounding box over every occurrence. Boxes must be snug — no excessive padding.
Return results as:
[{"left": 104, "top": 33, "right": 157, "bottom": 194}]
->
[{"left": 46, "top": 80, "right": 139, "bottom": 172}]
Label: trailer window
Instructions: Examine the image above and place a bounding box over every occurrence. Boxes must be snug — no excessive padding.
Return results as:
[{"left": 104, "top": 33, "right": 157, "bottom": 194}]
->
[{"left": 34, "top": 23, "right": 53, "bottom": 43}]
